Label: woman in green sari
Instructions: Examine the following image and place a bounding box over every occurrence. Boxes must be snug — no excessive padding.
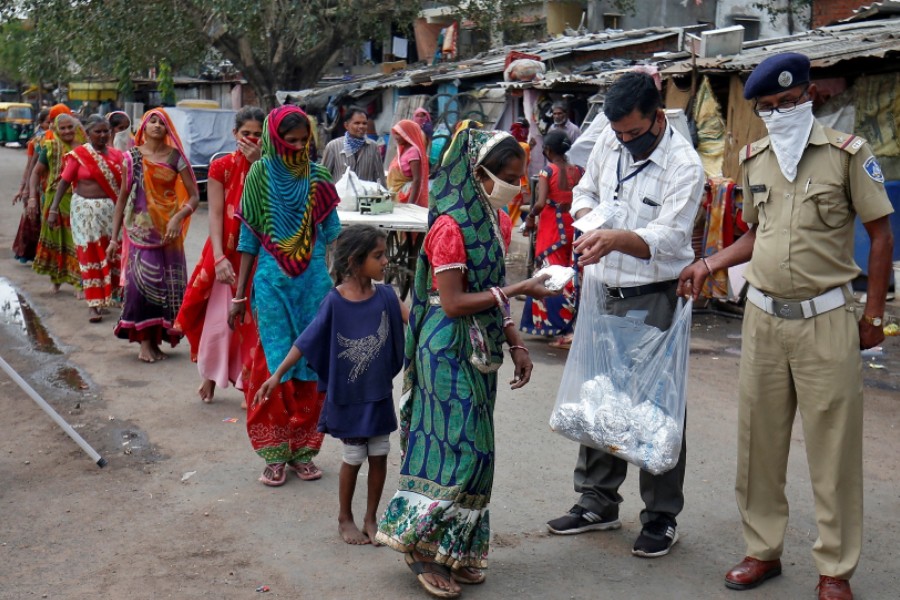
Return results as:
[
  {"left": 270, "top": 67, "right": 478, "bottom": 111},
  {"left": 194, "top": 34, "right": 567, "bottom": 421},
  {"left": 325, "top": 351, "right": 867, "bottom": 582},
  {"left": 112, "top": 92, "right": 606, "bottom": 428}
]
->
[
  {"left": 376, "top": 129, "right": 559, "bottom": 598},
  {"left": 29, "top": 113, "right": 86, "bottom": 293}
]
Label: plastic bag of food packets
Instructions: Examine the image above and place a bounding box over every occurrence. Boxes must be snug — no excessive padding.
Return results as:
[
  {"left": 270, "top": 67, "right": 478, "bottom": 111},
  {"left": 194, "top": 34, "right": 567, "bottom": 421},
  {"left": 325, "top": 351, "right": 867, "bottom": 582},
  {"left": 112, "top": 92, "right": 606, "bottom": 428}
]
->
[{"left": 549, "top": 269, "right": 692, "bottom": 475}]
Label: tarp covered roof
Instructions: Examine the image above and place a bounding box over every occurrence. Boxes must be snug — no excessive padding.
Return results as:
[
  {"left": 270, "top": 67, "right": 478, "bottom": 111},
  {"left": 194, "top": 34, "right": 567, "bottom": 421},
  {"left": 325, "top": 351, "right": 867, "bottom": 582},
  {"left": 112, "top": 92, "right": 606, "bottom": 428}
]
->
[
  {"left": 660, "top": 17, "right": 900, "bottom": 75},
  {"left": 276, "top": 26, "right": 691, "bottom": 107}
]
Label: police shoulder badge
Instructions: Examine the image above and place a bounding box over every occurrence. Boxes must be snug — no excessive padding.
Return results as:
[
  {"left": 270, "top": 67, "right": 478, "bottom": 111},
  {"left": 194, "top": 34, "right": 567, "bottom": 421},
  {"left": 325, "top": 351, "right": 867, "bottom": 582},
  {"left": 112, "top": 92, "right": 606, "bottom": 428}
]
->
[
  {"left": 863, "top": 156, "right": 884, "bottom": 183},
  {"left": 778, "top": 71, "right": 793, "bottom": 88}
]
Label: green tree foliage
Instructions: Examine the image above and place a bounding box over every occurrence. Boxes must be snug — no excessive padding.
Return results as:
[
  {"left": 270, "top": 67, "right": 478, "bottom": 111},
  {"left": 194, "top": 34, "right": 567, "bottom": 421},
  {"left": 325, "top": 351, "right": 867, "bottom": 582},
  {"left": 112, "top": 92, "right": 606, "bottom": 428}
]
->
[{"left": 0, "top": 1, "right": 562, "bottom": 107}]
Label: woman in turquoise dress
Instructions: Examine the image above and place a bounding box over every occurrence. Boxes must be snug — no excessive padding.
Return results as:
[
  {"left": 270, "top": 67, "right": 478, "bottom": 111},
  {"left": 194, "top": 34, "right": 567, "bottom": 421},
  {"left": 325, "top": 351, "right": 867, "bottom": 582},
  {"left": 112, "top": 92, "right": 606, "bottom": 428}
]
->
[
  {"left": 229, "top": 105, "right": 341, "bottom": 487},
  {"left": 376, "top": 129, "right": 559, "bottom": 598}
]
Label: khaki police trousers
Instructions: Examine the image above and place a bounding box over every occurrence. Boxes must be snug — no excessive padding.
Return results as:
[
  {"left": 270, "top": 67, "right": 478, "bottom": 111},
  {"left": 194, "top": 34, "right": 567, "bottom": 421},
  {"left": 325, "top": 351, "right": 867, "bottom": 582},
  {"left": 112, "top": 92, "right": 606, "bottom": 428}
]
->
[{"left": 737, "top": 302, "right": 863, "bottom": 579}]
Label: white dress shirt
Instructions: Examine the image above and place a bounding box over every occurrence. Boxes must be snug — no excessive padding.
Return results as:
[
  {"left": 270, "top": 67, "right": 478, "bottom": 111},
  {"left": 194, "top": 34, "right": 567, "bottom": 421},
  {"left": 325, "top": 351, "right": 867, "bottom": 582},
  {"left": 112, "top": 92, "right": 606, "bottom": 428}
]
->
[{"left": 571, "top": 120, "right": 705, "bottom": 287}]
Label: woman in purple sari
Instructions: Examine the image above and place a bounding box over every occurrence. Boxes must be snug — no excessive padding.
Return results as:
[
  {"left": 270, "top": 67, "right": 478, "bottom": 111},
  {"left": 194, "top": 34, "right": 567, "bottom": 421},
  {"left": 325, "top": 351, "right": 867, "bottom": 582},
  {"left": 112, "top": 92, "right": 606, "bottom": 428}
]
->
[{"left": 108, "top": 109, "right": 198, "bottom": 363}]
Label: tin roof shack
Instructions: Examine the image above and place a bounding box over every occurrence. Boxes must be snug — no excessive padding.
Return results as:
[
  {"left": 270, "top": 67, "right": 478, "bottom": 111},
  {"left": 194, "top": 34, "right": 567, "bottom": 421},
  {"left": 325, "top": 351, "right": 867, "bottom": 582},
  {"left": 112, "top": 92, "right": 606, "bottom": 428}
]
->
[
  {"left": 278, "top": 26, "right": 697, "bottom": 174},
  {"left": 659, "top": 17, "right": 900, "bottom": 182}
]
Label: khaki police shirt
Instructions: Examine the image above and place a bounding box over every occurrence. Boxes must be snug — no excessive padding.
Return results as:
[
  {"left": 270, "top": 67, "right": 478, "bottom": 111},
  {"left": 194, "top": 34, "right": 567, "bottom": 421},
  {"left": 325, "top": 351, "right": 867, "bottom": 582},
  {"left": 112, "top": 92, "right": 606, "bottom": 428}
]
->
[{"left": 740, "top": 120, "right": 893, "bottom": 300}]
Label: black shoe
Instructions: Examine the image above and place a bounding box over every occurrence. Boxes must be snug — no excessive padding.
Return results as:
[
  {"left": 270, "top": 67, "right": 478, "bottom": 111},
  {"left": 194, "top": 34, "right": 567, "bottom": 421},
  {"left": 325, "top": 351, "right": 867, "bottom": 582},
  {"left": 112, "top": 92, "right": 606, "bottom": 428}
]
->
[
  {"left": 632, "top": 519, "right": 678, "bottom": 558},
  {"left": 547, "top": 505, "right": 621, "bottom": 535}
]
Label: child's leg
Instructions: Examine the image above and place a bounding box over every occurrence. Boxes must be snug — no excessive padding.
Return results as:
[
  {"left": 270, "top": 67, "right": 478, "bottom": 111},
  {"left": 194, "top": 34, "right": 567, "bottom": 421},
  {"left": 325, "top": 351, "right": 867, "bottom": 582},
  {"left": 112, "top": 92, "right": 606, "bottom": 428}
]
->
[
  {"left": 363, "top": 435, "right": 390, "bottom": 544},
  {"left": 339, "top": 439, "right": 369, "bottom": 545}
]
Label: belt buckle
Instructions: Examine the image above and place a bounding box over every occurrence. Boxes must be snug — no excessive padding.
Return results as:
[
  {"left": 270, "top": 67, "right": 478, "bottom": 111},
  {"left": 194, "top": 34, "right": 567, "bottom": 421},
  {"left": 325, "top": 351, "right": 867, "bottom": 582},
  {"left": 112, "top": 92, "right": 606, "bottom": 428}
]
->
[
  {"left": 775, "top": 300, "right": 803, "bottom": 319},
  {"left": 608, "top": 287, "right": 625, "bottom": 299}
]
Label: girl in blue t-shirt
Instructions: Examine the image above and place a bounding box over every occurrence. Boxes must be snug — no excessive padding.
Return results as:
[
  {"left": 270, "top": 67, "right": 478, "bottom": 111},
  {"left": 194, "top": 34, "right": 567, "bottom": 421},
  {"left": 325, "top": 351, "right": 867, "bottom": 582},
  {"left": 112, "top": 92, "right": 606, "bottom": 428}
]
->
[{"left": 256, "top": 225, "right": 409, "bottom": 545}]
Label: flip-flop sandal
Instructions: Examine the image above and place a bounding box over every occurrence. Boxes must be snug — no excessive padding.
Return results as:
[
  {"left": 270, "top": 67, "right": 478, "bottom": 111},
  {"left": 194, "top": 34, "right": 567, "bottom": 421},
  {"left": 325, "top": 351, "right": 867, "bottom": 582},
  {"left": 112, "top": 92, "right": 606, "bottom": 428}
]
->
[
  {"left": 289, "top": 461, "right": 322, "bottom": 481},
  {"left": 259, "top": 463, "right": 287, "bottom": 487},
  {"left": 452, "top": 566, "right": 486, "bottom": 585},
  {"left": 405, "top": 554, "right": 460, "bottom": 599}
]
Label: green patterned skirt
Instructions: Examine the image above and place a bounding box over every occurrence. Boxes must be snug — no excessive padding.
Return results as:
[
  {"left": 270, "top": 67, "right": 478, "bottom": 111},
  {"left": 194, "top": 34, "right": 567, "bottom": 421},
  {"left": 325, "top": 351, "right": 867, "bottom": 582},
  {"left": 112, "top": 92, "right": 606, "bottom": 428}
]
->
[{"left": 376, "top": 305, "right": 497, "bottom": 569}]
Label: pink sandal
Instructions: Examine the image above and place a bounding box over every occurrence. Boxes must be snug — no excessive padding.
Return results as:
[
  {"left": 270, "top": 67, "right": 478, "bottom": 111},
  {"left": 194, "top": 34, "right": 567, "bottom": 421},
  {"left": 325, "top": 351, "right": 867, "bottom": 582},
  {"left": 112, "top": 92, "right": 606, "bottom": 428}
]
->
[
  {"left": 259, "top": 463, "right": 287, "bottom": 486},
  {"left": 289, "top": 461, "right": 322, "bottom": 481}
]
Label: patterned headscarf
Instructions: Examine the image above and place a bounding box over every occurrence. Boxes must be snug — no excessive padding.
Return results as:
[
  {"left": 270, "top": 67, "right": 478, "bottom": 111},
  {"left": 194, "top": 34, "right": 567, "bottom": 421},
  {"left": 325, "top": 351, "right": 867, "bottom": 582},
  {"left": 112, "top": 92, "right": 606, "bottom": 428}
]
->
[
  {"left": 399, "top": 128, "right": 510, "bottom": 442},
  {"left": 343, "top": 131, "right": 367, "bottom": 155},
  {"left": 238, "top": 105, "right": 339, "bottom": 277},
  {"left": 42, "top": 114, "right": 86, "bottom": 191}
]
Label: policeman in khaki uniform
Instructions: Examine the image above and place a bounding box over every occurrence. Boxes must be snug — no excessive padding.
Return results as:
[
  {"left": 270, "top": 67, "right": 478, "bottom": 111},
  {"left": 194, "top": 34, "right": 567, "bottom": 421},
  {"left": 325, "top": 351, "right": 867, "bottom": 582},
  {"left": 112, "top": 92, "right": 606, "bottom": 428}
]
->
[{"left": 678, "top": 53, "right": 893, "bottom": 600}]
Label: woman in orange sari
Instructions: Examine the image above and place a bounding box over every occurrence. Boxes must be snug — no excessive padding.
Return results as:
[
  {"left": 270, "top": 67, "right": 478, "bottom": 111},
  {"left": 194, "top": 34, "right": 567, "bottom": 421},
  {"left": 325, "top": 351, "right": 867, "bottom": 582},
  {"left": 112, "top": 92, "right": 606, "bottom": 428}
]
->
[
  {"left": 174, "top": 107, "right": 264, "bottom": 403},
  {"left": 48, "top": 115, "right": 124, "bottom": 322},
  {"left": 108, "top": 109, "right": 198, "bottom": 363},
  {"left": 386, "top": 119, "right": 429, "bottom": 207}
]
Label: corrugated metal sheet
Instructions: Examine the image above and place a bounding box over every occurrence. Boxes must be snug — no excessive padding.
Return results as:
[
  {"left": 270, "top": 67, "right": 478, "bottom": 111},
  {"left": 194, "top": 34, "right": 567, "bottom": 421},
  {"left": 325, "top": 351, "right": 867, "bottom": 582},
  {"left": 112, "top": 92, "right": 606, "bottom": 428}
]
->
[
  {"left": 661, "top": 18, "right": 900, "bottom": 74},
  {"left": 277, "top": 26, "right": 686, "bottom": 105}
]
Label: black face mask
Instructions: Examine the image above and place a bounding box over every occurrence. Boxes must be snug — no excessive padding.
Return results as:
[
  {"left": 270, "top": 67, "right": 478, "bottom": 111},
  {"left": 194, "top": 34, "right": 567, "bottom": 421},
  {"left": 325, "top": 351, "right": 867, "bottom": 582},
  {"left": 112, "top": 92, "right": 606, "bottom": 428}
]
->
[{"left": 621, "top": 122, "right": 660, "bottom": 158}]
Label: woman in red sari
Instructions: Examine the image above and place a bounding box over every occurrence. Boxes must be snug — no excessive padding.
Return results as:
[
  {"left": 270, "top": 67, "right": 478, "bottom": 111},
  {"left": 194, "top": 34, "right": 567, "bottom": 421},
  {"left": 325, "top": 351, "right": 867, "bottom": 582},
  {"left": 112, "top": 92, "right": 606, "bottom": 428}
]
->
[
  {"left": 48, "top": 115, "right": 124, "bottom": 322},
  {"left": 174, "top": 107, "right": 264, "bottom": 404},
  {"left": 520, "top": 130, "right": 583, "bottom": 348}
]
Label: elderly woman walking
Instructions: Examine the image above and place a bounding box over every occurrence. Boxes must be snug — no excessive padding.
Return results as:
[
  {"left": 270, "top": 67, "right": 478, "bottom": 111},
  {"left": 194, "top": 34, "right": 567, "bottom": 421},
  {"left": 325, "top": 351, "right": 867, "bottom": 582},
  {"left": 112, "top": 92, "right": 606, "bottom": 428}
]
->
[
  {"left": 108, "top": 109, "right": 198, "bottom": 363},
  {"left": 376, "top": 129, "right": 559, "bottom": 598},
  {"left": 48, "top": 115, "right": 125, "bottom": 322},
  {"left": 29, "top": 111, "right": 86, "bottom": 294},
  {"left": 228, "top": 105, "right": 341, "bottom": 487}
]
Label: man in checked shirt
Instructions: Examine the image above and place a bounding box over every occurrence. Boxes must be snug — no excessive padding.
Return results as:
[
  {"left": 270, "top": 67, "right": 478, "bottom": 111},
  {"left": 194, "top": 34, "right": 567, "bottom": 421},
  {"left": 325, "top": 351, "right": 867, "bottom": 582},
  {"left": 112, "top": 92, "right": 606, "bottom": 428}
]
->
[{"left": 546, "top": 72, "right": 705, "bottom": 558}]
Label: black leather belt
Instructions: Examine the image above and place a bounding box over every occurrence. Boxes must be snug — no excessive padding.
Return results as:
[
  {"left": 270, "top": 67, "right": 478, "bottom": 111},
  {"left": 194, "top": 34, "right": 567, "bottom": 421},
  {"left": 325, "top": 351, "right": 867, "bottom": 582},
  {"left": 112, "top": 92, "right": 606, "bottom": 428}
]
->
[{"left": 606, "top": 280, "right": 677, "bottom": 299}]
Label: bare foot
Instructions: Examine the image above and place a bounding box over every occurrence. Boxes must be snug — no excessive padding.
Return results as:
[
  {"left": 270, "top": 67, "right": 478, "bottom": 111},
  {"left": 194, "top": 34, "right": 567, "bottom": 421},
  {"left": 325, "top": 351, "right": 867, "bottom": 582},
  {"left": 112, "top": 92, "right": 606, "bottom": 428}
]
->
[
  {"left": 198, "top": 379, "right": 215, "bottom": 403},
  {"left": 363, "top": 518, "right": 382, "bottom": 546},
  {"left": 74, "top": 289, "right": 84, "bottom": 300},
  {"left": 138, "top": 341, "right": 155, "bottom": 363},
  {"left": 150, "top": 345, "right": 168, "bottom": 361},
  {"left": 51, "top": 283, "right": 61, "bottom": 294},
  {"left": 240, "top": 399, "right": 247, "bottom": 410},
  {"left": 339, "top": 517, "right": 370, "bottom": 545}
]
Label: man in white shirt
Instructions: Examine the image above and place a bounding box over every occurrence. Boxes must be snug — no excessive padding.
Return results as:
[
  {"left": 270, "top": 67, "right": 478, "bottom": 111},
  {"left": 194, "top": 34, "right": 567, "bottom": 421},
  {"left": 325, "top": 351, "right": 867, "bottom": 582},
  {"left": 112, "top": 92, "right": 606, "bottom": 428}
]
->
[{"left": 547, "top": 72, "right": 705, "bottom": 559}]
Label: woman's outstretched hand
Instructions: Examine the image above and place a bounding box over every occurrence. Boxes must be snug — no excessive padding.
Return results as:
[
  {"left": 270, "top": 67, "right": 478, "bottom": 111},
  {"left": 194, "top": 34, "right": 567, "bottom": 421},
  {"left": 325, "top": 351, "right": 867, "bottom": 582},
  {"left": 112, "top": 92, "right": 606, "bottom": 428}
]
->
[{"left": 518, "top": 273, "right": 561, "bottom": 300}]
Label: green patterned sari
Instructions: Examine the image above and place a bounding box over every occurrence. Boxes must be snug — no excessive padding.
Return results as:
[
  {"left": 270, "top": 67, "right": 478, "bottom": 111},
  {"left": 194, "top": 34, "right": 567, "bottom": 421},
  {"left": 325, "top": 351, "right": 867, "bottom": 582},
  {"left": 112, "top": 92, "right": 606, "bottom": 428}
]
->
[{"left": 376, "top": 129, "right": 511, "bottom": 569}]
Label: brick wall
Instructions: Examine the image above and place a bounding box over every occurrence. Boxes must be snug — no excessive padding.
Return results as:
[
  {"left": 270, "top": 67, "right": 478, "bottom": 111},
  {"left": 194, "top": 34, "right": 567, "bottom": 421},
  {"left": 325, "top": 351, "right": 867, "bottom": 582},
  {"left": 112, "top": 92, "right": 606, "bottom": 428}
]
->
[{"left": 812, "top": 0, "right": 869, "bottom": 28}]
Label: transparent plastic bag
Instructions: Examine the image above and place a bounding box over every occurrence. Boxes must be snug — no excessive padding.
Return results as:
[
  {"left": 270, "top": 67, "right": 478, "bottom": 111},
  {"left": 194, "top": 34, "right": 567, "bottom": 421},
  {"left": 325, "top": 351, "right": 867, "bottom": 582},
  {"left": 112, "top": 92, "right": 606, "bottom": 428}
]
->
[{"left": 550, "top": 270, "right": 692, "bottom": 475}]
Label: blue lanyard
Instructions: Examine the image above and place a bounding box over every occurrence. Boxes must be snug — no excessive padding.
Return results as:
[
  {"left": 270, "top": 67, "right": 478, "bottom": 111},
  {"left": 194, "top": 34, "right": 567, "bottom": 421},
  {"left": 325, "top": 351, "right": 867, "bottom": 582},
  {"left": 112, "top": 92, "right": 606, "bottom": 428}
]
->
[{"left": 614, "top": 154, "right": 652, "bottom": 200}]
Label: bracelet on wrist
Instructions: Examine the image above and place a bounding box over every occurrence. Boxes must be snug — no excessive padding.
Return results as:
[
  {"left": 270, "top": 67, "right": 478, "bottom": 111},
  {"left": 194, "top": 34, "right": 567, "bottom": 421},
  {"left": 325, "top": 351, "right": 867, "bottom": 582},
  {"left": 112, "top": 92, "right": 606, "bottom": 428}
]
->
[
  {"left": 214, "top": 255, "right": 228, "bottom": 266},
  {"left": 182, "top": 204, "right": 195, "bottom": 215},
  {"left": 508, "top": 345, "right": 529, "bottom": 355},
  {"left": 700, "top": 257, "right": 713, "bottom": 276},
  {"left": 231, "top": 297, "right": 247, "bottom": 304},
  {"left": 503, "top": 316, "right": 515, "bottom": 329}
]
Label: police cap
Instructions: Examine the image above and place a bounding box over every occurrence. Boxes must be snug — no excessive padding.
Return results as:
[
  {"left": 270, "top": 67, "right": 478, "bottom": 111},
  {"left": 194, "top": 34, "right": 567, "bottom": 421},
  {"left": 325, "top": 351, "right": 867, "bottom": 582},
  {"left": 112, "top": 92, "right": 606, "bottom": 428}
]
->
[{"left": 743, "top": 52, "right": 811, "bottom": 99}]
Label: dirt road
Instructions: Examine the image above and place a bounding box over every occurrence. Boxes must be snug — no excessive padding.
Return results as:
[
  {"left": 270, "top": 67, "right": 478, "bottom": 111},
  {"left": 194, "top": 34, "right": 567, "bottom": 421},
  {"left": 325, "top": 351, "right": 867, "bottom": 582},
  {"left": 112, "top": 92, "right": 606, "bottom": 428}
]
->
[{"left": 0, "top": 146, "right": 897, "bottom": 599}]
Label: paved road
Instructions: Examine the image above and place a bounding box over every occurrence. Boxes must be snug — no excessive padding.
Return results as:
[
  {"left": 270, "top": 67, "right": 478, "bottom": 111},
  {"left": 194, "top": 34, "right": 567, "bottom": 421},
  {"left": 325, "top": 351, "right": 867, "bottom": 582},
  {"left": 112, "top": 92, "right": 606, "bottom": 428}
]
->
[{"left": 0, "top": 146, "right": 897, "bottom": 599}]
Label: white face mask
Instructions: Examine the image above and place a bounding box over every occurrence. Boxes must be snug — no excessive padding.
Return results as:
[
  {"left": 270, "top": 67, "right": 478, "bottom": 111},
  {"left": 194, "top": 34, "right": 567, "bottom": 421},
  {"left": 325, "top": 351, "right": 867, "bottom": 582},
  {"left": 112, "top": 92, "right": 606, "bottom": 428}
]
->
[
  {"left": 479, "top": 167, "right": 521, "bottom": 210},
  {"left": 760, "top": 101, "right": 814, "bottom": 182}
]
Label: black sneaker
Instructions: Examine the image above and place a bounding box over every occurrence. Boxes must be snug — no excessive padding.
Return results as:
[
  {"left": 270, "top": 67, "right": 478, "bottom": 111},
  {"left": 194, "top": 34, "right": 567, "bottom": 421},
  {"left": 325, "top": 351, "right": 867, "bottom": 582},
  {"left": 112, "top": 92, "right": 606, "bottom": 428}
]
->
[
  {"left": 547, "top": 505, "right": 621, "bottom": 535},
  {"left": 632, "top": 519, "right": 678, "bottom": 558}
]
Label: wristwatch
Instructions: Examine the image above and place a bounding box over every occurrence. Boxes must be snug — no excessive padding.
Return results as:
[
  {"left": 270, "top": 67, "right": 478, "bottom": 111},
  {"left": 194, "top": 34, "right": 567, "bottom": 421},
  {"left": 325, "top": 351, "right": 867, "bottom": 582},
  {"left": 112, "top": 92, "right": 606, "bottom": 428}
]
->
[{"left": 862, "top": 314, "right": 883, "bottom": 327}]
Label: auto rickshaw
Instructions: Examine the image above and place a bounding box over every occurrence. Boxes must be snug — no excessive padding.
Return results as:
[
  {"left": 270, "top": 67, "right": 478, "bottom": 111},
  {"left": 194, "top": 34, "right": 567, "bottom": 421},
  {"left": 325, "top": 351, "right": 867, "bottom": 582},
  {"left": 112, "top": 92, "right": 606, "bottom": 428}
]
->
[{"left": 0, "top": 102, "right": 34, "bottom": 146}]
